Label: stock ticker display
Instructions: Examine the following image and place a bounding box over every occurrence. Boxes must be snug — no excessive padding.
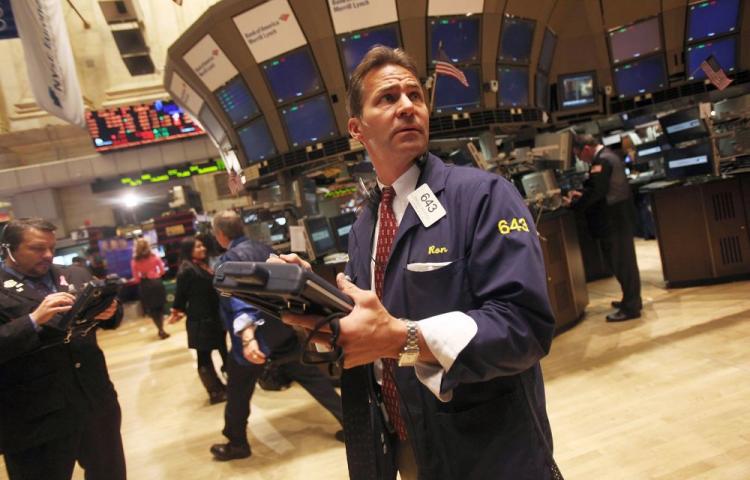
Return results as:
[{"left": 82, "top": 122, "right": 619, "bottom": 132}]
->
[{"left": 86, "top": 100, "right": 204, "bottom": 152}]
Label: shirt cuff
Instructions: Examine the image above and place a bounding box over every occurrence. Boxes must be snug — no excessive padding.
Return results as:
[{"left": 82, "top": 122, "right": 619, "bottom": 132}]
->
[
  {"left": 413, "top": 311, "right": 477, "bottom": 402},
  {"left": 28, "top": 314, "right": 42, "bottom": 332},
  {"left": 232, "top": 313, "right": 260, "bottom": 335}
]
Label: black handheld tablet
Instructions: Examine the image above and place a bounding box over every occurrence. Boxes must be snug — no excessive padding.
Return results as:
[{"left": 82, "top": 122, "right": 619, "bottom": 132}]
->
[{"left": 58, "top": 276, "right": 123, "bottom": 331}]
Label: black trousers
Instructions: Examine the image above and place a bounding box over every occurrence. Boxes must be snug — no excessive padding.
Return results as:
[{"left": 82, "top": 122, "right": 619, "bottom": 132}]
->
[
  {"left": 4, "top": 400, "right": 126, "bottom": 480},
  {"left": 600, "top": 229, "right": 642, "bottom": 314},
  {"left": 222, "top": 353, "right": 343, "bottom": 446}
]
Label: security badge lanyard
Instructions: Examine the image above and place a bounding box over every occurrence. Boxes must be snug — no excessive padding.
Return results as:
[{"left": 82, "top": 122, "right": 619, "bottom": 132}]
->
[{"left": 407, "top": 183, "right": 446, "bottom": 227}]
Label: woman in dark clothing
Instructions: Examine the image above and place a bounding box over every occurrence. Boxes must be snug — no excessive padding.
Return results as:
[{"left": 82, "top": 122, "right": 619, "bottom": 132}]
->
[
  {"left": 131, "top": 238, "right": 169, "bottom": 339},
  {"left": 167, "top": 236, "right": 228, "bottom": 404}
]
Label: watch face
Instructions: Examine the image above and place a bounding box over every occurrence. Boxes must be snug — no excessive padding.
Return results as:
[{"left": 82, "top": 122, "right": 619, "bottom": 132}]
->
[{"left": 398, "top": 351, "right": 420, "bottom": 367}]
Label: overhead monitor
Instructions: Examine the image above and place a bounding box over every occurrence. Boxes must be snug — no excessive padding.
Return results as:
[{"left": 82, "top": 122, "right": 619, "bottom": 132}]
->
[
  {"left": 686, "top": 0, "right": 741, "bottom": 43},
  {"left": 429, "top": 17, "right": 480, "bottom": 64},
  {"left": 535, "top": 72, "right": 549, "bottom": 110},
  {"left": 557, "top": 71, "right": 597, "bottom": 109},
  {"left": 338, "top": 23, "right": 401, "bottom": 79},
  {"left": 664, "top": 141, "right": 714, "bottom": 179},
  {"left": 658, "top": 107, "right": 708, "bottom": 145},
  {"left": 262, "top": 47, "right": 323, "bottom": 104},
  {"left": 330, "top": 212, "right": 357, "bottom": 252},
  {"left": 538, "top": 28, "right": 557, "bottom": 73},
  {"left": 498, "top": 66, "right": 529, "bottom": 107},
  {"left": 237, "top": 118, "right": 277, "bottom": 165},
  {"left": 607, "top": 16, "right": 662, "bottom": 64},
  {"left": 637, "top": 141, "right": 663, "bottom": 159},
  {"left": 280, "top": 94, "right": 339, "bottom": 149},
  {"left": 686, "top": 35, "right": 737, "bottom": 80},
  {"left": 613, "top": 55, "right": 667, "bottom": 98},
  {"left": 303, "top": 216, "right": 337, "bottom": 258},
  {"left": 197, "top": 104, "right": 226, "bottom": 145},
  {"left": 214, "top": 76, "right": 260, "bottom": 126},
  {"left": 498, "top": 16, "right": 535, "bottom": 64},
  {"left": 433, "top": 65, "right": 481, "bottom": 113}
]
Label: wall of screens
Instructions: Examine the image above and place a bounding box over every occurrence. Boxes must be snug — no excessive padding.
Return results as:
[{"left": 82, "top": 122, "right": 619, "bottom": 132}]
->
[
  {"left": 429, "top": 17, "right": 480, "bottom": 63},
  {"left": 261, "top": 47, "right": 324, "bottom": 104},
  {"left": 613, "top": 55, "right": 667, "bottom": 98},
  {"left": 433, "top": 66, "right": 481, "bottom": 113},
  {"left": 557, "top": 71, "right": 597, "bottom": 109},
  {"left": 214, "top": 76, "right": 260, "bottom": 126},
  {"left": 535, "top": 73, "right": 549, "bottom": 110},
  {"left": 338, "top": 23, "right": 401, "bottom": 79},
  {"left": 237, "top": 118, "right": 277, "bottom": 165},
  {"left": 280, "top": 94, "right": 338, "bottom": 148},
  {"left": 197, "top": 104, "right": 226, "bottom": 146},
  {"left": 498, "top": 16, "right": 536, "bottom": 64},
  {"left": 537, "top": 28, "right": 557, "bottom": 74},
  {"left": 686, "top": 35, "right": 737, "bottom": 80},
  {"left": 686, "top": 0, "right": 741, "bottom": 43},
  {"left": 498, "top": 66, "right": 529, "bottom": 107},
  {"left": 608, "top": 16, "right": 662, "bottom": 64}
]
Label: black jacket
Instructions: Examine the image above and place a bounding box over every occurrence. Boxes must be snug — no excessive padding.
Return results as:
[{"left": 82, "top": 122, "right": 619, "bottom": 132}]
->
[
  {"left": 0, "top": 265, "right": 122, "bottom": 453},
  {"left": 173, "top": 260, "right": 224, "bottom": 350}
]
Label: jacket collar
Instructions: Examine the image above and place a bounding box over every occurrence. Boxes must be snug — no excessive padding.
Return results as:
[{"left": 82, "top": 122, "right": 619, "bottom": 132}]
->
[{"left": 0, "top": 264, "right": 63, "bottom": 302}]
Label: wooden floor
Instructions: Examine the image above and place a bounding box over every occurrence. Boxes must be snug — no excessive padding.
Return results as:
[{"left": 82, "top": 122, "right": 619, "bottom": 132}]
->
[{"left": 2, "top": 239, "right": 749, "bottom": 479}]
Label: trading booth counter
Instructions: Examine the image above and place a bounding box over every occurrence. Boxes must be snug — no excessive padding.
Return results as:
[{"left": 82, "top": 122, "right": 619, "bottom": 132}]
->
[{"left": 644, "top": 173, "right": 750, "bottom": 286}]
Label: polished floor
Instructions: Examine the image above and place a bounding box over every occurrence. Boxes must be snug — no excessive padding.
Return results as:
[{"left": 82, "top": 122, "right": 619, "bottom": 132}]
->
[{"left": 1, "top": 239, "right": 749, "bottom": 479}]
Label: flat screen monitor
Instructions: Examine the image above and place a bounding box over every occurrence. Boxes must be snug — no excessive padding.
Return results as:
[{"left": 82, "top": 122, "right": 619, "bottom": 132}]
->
[
  {"left": 602, "top": 133, "right": 621, "bottom": 147},
  {"left": 597, "top": 115, "right": 625, "bottom": 132},
  {"left": 498, "top": 16, "right": 535, "bottom": 64},
  {"left": 686, "top": 35, "right": 737, "bottom": 80},
  {"left": 535, "top": 72, "right": 549, "bottom": 110},
  {"left": 433, "top": 65, "right": 481, "bottom": 113},
  {"left": 637, "top": 141, "right": 663, "bottom": 159},
  {"left": 686, "top": 0, "right": 740, "bottom": 43},
  {"left": 339, "top": 24, "right": 400, "bottom": 79},
  {"left": 557, "top": 71, "right": 597, "bottom": 109},
  {"left": 498, "top": 66, "right": 529, "bottom": 107},
  {"left": 242, "top": 210, "right": 259, "bottom": 224},
  {"left": 303, "top": 216, "right": 337, "bottom": 258},
  {"left": 197, "top": 105, "right": 226, "bottom": 145},
  {"left": 538, "top": 28, "right": 557, "bottom": 73},
  {"left": 664, "top": 141, "right": 713, "bottom": 179},
  {"left": 280, "top": 94, "right": 338, "bottom": 148},
  {"left": 269, "top": 213, "right": 289, "bottom": 244},
  {"left": 330, "top": 212, "right": 356, "bottom": 252},
  {"left": 429, "top": 17, "right": 480, "bottom": 64},
  {"left": 658, "top": 107, "right": 708, "bottom": 145},
  {"left": 214, "top": 76, "right": 260, "bottom": 126},
  {"left": 608, "top": 16, "right": 662, "bottom": 64},
  {"left": 237, "top": 118, "right": 277, "bottom": 164},
  {"left": 613, "top": 55, "right": 667, "bottom": 98},
  {"left": 262, "top": 48, "right": 323, "bottom": 104}
]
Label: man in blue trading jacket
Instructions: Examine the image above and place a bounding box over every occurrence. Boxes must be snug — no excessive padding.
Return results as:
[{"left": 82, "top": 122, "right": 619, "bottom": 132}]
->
[
  {"left": 208, "top": 210, "right": 345, "bottom": 461},
  {"left": 278, "top": 47, "right": 560, "bottom": 479}
]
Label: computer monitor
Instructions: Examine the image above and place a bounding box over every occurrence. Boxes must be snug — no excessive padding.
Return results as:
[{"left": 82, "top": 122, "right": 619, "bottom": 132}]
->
[
  {"left": 498, "top": 16, "right": 535, "bottom": 64},
  {"left": 636, "top": 141, "right": 663, "bottom": 160},
  {"left": 664, "top": 141, "right": 714, "bottom": 179},
  {"left": 602, "top": 133, "right": 622, "bottom": 147},
  {"left": 338, "top": 24, "right": 401, "bottom": 79},
  {"left": 303, "top": 216, "right": 337, "bottom": 259},
  {"left": 686, "top": 35, "right": 737, "bottom": 81},
  {"left": 241, "top": 210, "right": 259, "bottom": 224},
  {"left": 237, "top": 117, "right": 277, "bottom": 165},
  {"left": 686, "top": 0, "right": 740, "bottom": 43},
  {"left": 433, "top": 65, "right": 481, "bottom": 113},
  {"left": 607, "top": 16, "right": 662, "bottom": 64},
  {"left": 613, "top": 55, "right": 667, "bottom": 98},
  {"left": 498, "top": 66, "right": 529, "bottom": 107},
  {"left": 557, "top": 71, "right": 597, "bottom": 109},
  {"left": 268, "top": 213, "right": 289, "bottom": 244},
  {"left": 280, "top": 94, "right": 338, "bottom": 148},
  {"left": 658, "top": 107, "right": 708, "bottom": 145},
  {"left": 329, "top": 212, "right": 356, "bottom": 252},
  {"left": 535, "top": 72, "right": 549, "bottom": 110},
  {"left": 197, "top": 104, "right": 226, "bottom": 145},
  {"left": 537, "top": 28, "right": 557, "bottom": 73},
  {"left": 262, "top": 47, "right": 323, "bottom": 105},
  {"left": 429, "top": 17, "right": 480, "bottom": 64},
  {"left": 214, "top": 76, "right": 260, "bottom": 126}
]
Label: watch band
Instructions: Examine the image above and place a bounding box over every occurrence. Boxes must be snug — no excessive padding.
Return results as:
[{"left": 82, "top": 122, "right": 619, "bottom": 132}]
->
[{"left": 398, "top": 319, "right": 420, "bottom": 367}]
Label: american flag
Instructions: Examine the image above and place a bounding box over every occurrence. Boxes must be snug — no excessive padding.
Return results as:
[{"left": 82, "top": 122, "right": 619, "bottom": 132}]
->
[
  {"left": 700, "top": 55, "right": 733, "bottom": 91},
  {"left": 227, "top": 169, "right": 243, "bottom": 195},
  {"left": 434, "top": 42, "right": 469, "bottom": 87}
]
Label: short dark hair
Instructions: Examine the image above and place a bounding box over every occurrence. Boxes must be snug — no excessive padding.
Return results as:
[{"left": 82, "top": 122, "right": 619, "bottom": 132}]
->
[
  {"left": 572, "top": 133, "right": 600, "bottom": 151},
  {"left": 178, "top": 236, "right": 197, "bottom": 264},
  {"left": 71, "top": 256, "right": 86, "bottom": 265},
  {"left": 346, "top": 45, "right": 421, "bottom": 118},
  {"left": 212, "top": 210, "right": 244, "bottom": 241},
  {"left": 1, "top": 218, "right": 57, "bottom": 252}
]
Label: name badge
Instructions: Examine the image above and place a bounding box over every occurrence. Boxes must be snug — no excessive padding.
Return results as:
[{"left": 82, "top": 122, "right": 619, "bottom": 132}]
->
[{"left": 407, "top": 184, "right": 446, "bottom": 228}]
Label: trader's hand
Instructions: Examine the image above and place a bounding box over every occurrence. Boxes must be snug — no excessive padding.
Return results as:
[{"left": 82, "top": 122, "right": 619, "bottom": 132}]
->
[
  {"left": 29, "top": 292, "right": 76, "bottom": 326},
  {"left": 562, "top": 190, "right": 582, "bottom": 207},
  {"left": 166, "top": 308, "right": 185, "bottom": 324},
  {"left": 267, "top": 253, "right": 312, "bottom": 271},
  {"left": 94, "top": 300, "right": 119, "bottom": 320},
  {"left": 241, "top": 326, "right": 266, "bottom": 364}
]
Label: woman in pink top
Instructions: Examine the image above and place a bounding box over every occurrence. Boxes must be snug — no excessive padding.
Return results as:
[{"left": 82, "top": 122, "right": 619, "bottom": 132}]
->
[{"left": 131, "top": 238, "right": 169, "bottom": 339}]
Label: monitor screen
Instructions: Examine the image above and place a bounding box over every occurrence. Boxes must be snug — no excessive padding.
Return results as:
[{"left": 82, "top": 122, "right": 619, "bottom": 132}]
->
[
  {"left": 197, "top": 105, "right": 226, "bottom": 145},
  {"left": 498, "top": 66, "right": 529, "bottom": 107},
  {"left": 433, "top": 65, "right": 481, "bottom": 113},
  {"left": 237, "top": 118, "right": 277, "bottom": 164},
  {"left": 637, "top": 141, "right": 663, "bottom": 159},
  {"left": 535, "top": 72, "right": 549, "bottom": 110},
  {"left": 262, "top": 47, "right": 323, "bottom": 104},
  {"left": 686, "top": 35, "right": 737, "bottom": 80},
  {"left": 280, "top": 94, "right": 338, "bottom": 148},
  {"left": 304, "top": 217, "right": 337, "bottom": 258},
  {"left": 242, "top": 210, "right": 259, "bottom": 224},
  {"left": 613, "top": 55, "right": 667, "bottom": 98},
  {"left": 602, "top": 133, "right": 621, "bottom": 147},
  {"left": 330, "top": 212, "right": 356, "bottom": 252},
  {"left": 658, "top": 107, "right": 708, "bottom": 145},
  {"left": 268, "top": 213, "right": 289, "bottom": 244},
  {"left": 339, "top": 24, "right": 400, "bottom": 79},
  {"left": 429, "top": 17, "right": 480, "bottom": 64},
  {"left": 557, "top": 71, "right": 597, "bottom": 109},
  {"left": 608, "top": 16, "right": 662, "bottom": 64},
  {"left": 664, "top": 141, "right": 713, "bottom": 179},
  {"left": 686, "top": 0, "right": 740, "bottom": 43},
  {"left": 498, "top": 16, "right": 535, "bottom": 64},
  {"left": 538, "top": 28, "right": 557, "bottom": 73},
  {"left": 215, "top": 76, "right": 260, "bottom": 126}
]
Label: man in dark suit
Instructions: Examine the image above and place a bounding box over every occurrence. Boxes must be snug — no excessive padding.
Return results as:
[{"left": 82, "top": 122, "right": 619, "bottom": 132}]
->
[
  {"left": 0, "top": 218, "right": 125, "bottom": 480},
  {"left": 565, "top": 133, "right": 643, "bottom": 321}
]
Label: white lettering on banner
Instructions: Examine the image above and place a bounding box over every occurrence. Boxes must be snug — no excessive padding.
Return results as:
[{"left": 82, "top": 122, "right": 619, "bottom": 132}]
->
[
  {"left": 327, "top": 0, "right": 397, "bottom": 34},
  {"left": 183, "top": 35, "right": 237, "bottom": 91},
  {"left": 232, "top": 0, "right": 305, "bottom": 63}
]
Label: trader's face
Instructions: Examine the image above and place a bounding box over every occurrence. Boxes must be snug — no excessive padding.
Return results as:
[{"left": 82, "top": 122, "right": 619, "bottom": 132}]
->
[
  {"left": 10, "top": 228, "right": 56, "bottom": 277},
  {"left": 574, "top": 145, "right": 596, "bottom": 164},
  {"left": 192, "top": 239, "right": 207, "bottom": 261},
  {"left": 348, "top": 64, "right": 429, "bottom": 167}
]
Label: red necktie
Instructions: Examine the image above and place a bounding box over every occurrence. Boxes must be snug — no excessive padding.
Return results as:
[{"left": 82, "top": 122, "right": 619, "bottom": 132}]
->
[{"left": 374, "top": 186, "right": 408, "bottom": 440}]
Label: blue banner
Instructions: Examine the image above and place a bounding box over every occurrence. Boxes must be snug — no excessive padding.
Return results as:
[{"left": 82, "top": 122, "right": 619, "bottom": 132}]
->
[{"left": 0, "top": 0, "right": 17, "bottom": 40}]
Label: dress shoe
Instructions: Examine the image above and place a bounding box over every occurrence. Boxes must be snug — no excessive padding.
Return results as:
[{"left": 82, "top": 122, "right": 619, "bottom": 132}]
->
[
  {"left": 334, "top": 430, "right": 345, "bottom": 443},
  {"left": 606, "top": 310, "right": 641, "bottom": 322},
  {"left": 208, "top": 389, "right": 227, "bottom": 405},
  {"left": 158, "top": 330, "right": 170, "bottom": 340},
  {"left": 611, "top": 301, "right": 623, "bottom": 309},
  {"left": 210, "top": 442, "right": 251, "bottom": 461}
]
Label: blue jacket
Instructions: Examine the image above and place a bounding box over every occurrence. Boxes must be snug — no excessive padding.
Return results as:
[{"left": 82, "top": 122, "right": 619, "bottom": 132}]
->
[{"left": 344, "top": 154, "right": 557, "bottom": 479}]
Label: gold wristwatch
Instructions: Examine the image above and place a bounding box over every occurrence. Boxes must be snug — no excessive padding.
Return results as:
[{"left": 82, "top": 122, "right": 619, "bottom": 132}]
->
[{"left": 397, "top": 319, "right": 420, "bottom": 367}]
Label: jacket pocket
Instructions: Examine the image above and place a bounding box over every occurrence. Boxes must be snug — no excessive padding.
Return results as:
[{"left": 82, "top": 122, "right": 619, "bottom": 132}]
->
[
  {"left": 402, "top": 258, "right": 471, "bottom": 318},
  {"left": 0, "top": 374, "right": 66, "bottom": 421}
]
